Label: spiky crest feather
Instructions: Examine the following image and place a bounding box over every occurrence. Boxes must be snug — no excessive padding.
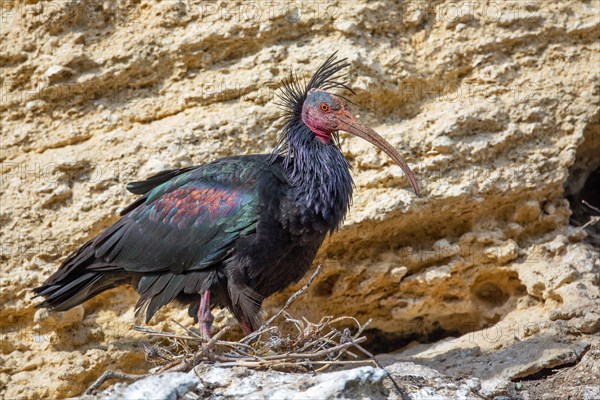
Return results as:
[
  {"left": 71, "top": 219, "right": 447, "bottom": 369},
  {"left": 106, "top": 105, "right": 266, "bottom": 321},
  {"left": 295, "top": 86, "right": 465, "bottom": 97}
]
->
[{"left": 270, "top": 52, "right": 354, "bottom": 164}]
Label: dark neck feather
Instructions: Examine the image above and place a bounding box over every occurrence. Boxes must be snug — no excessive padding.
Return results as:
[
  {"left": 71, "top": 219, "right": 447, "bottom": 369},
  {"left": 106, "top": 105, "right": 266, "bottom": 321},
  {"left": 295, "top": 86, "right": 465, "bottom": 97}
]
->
[{"left": 279, "top": 121, "right": 353, "bottom": 232}]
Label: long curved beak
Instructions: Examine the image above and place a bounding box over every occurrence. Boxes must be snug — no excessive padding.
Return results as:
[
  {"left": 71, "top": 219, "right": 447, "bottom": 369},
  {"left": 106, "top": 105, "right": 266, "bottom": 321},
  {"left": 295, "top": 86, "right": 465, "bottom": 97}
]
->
[{"left": 337, "top": 110, "right": 421, "bottom": 195}]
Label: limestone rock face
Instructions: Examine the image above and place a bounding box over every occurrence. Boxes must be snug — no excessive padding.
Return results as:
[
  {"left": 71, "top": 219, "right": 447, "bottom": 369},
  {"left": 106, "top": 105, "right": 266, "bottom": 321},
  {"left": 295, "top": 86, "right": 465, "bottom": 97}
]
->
[{"left": 1, "top": 0, "right": 598, "bottom": 398}]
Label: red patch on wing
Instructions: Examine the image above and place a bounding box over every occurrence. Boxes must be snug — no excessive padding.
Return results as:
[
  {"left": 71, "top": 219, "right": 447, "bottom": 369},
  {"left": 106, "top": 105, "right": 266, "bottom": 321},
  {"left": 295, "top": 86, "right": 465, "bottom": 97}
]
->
[{"left": 149, "top": 186, "right": 242, "bottom": 228}]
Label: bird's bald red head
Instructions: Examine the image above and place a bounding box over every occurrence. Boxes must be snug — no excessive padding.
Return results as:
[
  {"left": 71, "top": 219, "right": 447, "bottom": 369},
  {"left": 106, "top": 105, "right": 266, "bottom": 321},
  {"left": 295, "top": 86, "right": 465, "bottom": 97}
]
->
[{"left": 301, "top": 89, "right": 345, "bottom": 144}]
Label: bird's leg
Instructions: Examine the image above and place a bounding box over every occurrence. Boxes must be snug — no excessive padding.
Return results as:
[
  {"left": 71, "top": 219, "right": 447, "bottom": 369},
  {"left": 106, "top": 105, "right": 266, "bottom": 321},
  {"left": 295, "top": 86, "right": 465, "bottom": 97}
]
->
[
  {"left": 240, "top": 320, "right": 253, "bottom": 336},
  {"left": 197, "top": 290, "right": 214, "bottom": 339}
]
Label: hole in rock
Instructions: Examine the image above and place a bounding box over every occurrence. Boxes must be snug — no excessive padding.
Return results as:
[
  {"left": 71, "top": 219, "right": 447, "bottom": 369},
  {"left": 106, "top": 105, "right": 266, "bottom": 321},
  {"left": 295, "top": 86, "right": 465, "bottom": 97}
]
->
[
  {"left": 567, "top": 166, "right": 600, "bottom": 245},
  {"left": 565, "top": 112, "right": 600, "bottom": 245},
  {"left": 363, "top": 324, "right": 463, "bottom": 355},
  {"left": 472, "top": 281, "right": 509, "bottom": 307},
  {"left": 312, "top": 273, "right": 339, "bottom": 297}
]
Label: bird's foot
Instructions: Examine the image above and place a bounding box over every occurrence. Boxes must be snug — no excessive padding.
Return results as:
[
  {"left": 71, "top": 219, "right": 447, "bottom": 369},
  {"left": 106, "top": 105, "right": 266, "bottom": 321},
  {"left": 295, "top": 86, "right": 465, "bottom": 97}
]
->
[{"left": 200, "top": 312, "right": 214, "bottom": 340}]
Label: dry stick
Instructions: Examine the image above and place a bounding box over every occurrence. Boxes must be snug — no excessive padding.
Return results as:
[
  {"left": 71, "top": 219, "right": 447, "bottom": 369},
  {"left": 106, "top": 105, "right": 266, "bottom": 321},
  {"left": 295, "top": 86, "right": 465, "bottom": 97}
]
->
[
  {"left": 156, "top": 359, "right": 183, "bottom": 374},
  {"left": 85, "top": 371, "right": 150, "bottom": 395},
  {"left": 300, "top": 330, "right": 337, "bottom": 353},
  {"left": 197, "top": 325, "right": 231, "bottom": 356},
  {"left": 288, "top": 316, "right": 363, "bottom": 361},
  {"left": 133, "top": 325, "right": 160, "bottom": 334},
  {"left": 219, "top": 343, "right": 268, "bottom": 361},
  {"left": 315, "top": 327, "right": 360, "bottom": 372},
  {"left": 241, "top": 265, "right": 322, "bottom": 344},
  {"left": 583, "top": 200, "right": 600, "bottom": 214},
  {"left": 576, "top": 215, "right": 600, "bottom": 232},
  {"left": 164, "top": 326, "right": 234, "bottom": 374},
  {"left": 217, "top": 340, "right": 255, "bottom": 350},
  {"left": 576, "top": 200, "right": 600, "bottom": 232},
  {"left": 133, "top": 325, "right": 199, "bottom": 341},
  {"left": 170, "top": 318, "right": 203, "bottom": 339},
  {"left": 143, "top": 342, "right": 174, "bottom": 363},
  {"left": 157, "top": 358, "right": 193, "bottom": 374},
  {"left": 348, "top": 339, "right": 411, "bottom": 400},
  {"left": 216, "top": 339, "right": 257, "bottom": 358},
  {"left": 353, "top": 318, "right": 373, "bottom": 339}
]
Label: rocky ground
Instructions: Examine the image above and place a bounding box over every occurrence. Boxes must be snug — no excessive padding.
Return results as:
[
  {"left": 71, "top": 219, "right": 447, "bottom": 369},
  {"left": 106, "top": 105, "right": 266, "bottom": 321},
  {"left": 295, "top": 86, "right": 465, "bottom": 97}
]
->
[
  {"left": 1, "top": 0, "right": 599, "bottom": 398},
  {"left": 83, "top": 349, "right": 600, "bottom": 399}
]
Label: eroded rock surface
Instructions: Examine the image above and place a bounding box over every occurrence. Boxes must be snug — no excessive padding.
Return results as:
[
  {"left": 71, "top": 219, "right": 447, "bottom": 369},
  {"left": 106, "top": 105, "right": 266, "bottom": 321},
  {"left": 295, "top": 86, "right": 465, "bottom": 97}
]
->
[{"left": 1, "top": 0, "right": 599, "bottom": 398}]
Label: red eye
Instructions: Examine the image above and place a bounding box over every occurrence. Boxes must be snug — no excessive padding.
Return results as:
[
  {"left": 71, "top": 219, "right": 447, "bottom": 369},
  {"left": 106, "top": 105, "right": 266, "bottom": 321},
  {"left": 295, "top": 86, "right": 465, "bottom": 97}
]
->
[{"left": 319, "top": 103, "right": 330, "bottom": 112}]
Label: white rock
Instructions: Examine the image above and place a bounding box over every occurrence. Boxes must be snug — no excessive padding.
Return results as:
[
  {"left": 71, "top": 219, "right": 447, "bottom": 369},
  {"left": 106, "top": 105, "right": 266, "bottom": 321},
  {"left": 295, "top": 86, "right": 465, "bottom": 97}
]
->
[
  {"left": 118, "top": 372, "right": 199, "bottom": 400},
  {"left": 479, "top": 377, "right": 514, "bottom": 398},
  {"left": 390, "top": 266, "right": 408, "bottom": 282},
  {"left": 189, "top": 365, "right": 387, "bottom": 399},
  {"left": 335, "top": 20, "right": 358, "bottom": 34},
  {"left": 424, "top": 265, "right": 452, "bottom": 284},
  {"left": 584, "top": 385, "right": 600, "bottom": 400},
  {"left": 44, "top": 65, "right": 74, "bottom": 84}
]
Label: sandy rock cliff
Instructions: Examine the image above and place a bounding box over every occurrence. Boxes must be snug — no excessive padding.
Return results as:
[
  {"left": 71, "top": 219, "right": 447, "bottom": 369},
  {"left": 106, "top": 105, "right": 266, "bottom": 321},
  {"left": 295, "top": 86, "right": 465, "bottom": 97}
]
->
[{"left": 1, "top": 0, "right": 599, "bottom": 398}]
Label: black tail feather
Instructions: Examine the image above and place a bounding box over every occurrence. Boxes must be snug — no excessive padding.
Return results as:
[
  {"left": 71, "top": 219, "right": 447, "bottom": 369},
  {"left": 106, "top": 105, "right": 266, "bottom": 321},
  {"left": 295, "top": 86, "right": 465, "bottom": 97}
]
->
[
  {"left": 34, "top": 270, "right": 129, "bottom": 312},
  {"left": 34, "top": 233, "right": 131, "bottom": 312},
  {"left": 135, "top": 270, "right": 215, "bottom": 323}
]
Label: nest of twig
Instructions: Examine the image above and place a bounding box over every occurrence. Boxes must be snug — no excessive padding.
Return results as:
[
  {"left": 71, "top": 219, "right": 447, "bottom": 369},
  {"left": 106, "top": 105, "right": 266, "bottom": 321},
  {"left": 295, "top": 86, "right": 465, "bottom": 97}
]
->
[{"left": 138, "top": 313, "right": 373, "bottom": 374}]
